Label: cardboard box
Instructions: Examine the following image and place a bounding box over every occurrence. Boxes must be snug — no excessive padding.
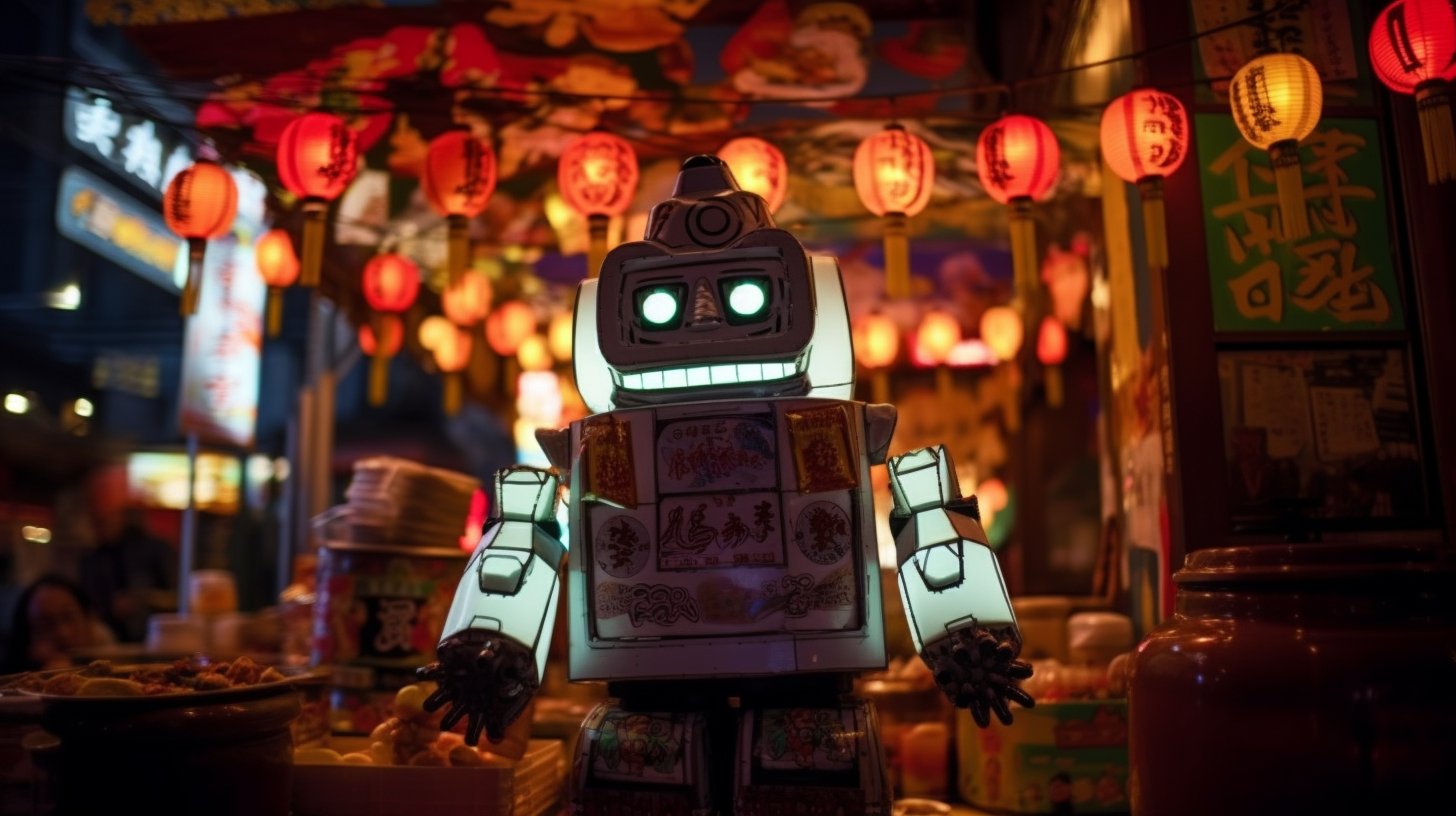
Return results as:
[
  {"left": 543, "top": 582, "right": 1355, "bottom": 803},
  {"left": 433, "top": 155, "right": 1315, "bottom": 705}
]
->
[{"left": 955, "top": 700, "right": 1129, "bottom": 813}]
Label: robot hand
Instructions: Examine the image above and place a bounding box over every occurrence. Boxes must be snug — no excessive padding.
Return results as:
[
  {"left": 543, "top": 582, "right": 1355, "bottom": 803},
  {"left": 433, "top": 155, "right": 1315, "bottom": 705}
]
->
[
  {"left": 921, "top": 625, "right": 1034, "bottom": 727},
  {"left": 416, "top": 629, "right": 540, "bottom": 745}
]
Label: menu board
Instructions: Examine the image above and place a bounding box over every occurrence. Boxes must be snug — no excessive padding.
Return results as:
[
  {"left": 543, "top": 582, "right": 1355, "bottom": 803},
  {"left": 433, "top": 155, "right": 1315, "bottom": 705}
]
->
[{"left": 1217, "top": 349, "right": 1426, "bottom": 528}]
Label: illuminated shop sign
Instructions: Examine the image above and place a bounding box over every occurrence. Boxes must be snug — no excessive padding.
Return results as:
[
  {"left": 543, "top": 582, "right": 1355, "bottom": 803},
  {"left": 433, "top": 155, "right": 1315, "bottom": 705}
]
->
[
  {"left": 127, "top": 451, "right": 241, "bottom": 514},
  {"left": 63, "top": 86, "right": 193, "bottom": 197},
  {"left": 55, "top": 165, "right": 182, "bottom": 291}
]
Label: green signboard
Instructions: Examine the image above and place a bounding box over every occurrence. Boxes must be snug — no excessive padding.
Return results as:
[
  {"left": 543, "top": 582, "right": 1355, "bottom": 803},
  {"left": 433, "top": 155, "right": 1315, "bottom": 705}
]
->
[{"left": 1196, "top": 113, "right": 1404, "bottom": 332}]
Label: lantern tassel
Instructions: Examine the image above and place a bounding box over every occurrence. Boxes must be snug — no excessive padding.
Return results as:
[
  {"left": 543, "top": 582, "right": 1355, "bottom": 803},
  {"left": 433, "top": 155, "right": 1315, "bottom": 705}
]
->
[
  {"left": 871, "top": 369, "right": 890, "bottom": 405},
  {"left": 935, "top": 364, "right": 953, "bottom": 400},
  {"left": 448, "top": 214, "right": 469, "bottom": 286},
  {"left": 300, "top": 200, "right": 327, "bottom": 287},
  {"left": 587, "top": 214, "right": 609, "bottom": 279},
  {"left": 1045, "top": 363, "right": 1064, "bottom": 408},
  {"left": 1269, "top": 141, "right": 1310, "bottom": 241},
  {"left": 1415, "top": 83, "right": 1456, "bottom": 185},
  {"left": 1008, "top": 198, "right": 1039, "bottom": 305},
  {"left": 369, "top": 350, "right": 390, "bottom": 407},
  {"left": 1137, "top": 178, "right": 1169, "bottom": 271},
  {"left": 266, "top": 287, "right": 284, "bottom": 338},
  {"left": 882, "top": 211, "right": 910, "bottom": 300},
  {"left": 180, "top": 238, "right": 206, "bottom": 316},
  {"left": 443, "top": 373, "right": 462, "bottom": 415}
]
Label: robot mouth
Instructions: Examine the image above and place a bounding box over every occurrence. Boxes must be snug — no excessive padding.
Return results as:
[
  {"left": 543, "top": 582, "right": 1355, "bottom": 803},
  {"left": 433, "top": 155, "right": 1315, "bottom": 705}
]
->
[{"left": 615, "top": 357, "right": 805, "bottom": 391}]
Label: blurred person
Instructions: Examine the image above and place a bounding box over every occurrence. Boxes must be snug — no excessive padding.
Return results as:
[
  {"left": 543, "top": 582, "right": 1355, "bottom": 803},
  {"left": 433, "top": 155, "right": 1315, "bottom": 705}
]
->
[
  {"left": 1, "top": 574, "right": 115, "bottom": 673},
  {"left": 78, "top": 464, "right": 178, "bottom": 642}
]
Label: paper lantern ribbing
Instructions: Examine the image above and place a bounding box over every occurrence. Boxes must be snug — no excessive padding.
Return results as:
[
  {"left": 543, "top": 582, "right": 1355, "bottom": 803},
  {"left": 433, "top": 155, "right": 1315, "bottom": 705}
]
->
[
  {"left": 277, "top": 113, "right": 359, "bottom": 286},
  {"left": 1370, "top": 0, "right": 1456, "bottom": 184},
  {"left": 1229, "top": 53, "right": 1323, "bottom": 241},
  {"left": 163, "top": 160, "right": 237, "bottom": 316},
  {"left": 558, "top": 132, "right": 639, "bottom": 279},
  {"left": 1036, "top": 316, "right": 1069, "bottom": 407},
  {"left": 717, "top": 136, "right": 788, "bottom": 213},
  {"left": 423, "top": 131, "right": 498, "bottom": 283},
  {"left": 433, "top": 326, "right": 474, "bottom": 415},
  {"left": 853, "top": 124, "right": 935, "bottom": 300},
  {"left": 359, "top": 315, "right": 404, "bottom": 406},
  {"left": 1100, "top": 89, "right": 1189, "bottom": 269},
  {"left": 254, "top": 228, "right": 299, "bottom": 337},
  {"left": 361, "top": 253, "right": 420, "bottom": 406},
  {"left": 442, "top": 271, "right": 493, "bottom": 328},
  {"left": 977, "top": 115, "right": 1060, "bottom": 305}
]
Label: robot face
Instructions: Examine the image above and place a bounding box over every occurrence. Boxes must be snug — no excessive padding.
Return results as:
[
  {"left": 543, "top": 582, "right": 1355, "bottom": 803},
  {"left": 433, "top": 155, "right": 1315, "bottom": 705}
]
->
[{"left": 596, "top": 230, "right": 816, "bottom": 403}]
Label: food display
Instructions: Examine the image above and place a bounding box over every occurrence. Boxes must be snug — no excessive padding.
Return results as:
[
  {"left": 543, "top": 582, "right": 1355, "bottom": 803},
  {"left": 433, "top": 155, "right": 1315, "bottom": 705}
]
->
[
  {"left": 293, "top": 682, "right": 526, "bottom": 767},
  {"left": 5, "top": 656, "right": 286, "bottom": 697}
]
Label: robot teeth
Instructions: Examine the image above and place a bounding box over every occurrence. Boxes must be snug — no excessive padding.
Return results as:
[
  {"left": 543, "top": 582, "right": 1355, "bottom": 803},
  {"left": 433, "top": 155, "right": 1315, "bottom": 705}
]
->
[{"left": 621, "top": 361, "right": 797, "bottom": 390}]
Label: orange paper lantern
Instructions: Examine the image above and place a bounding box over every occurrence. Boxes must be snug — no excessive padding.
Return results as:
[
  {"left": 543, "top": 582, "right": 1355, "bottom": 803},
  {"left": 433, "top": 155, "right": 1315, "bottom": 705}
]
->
[
  {"left": 1036, "top": 316, "right": 1068, "bottom": 407},
  {"left": 485, "top": 300, "right": 536, "bottom": 357},
  {"left": 254, "top": 228, "right": 299, "bottom": 337},
  {"left": 1230, "top": 53, "right": 1323, "bottom": 240},
  {"left": 277, "top": 112, "right": 359, "bottom": 286},
  {"left": 915, "top": 310, "right": 962, "bottom": 365},
  {"left": 854, "top": 124, "right": 934, "bottom": 300},
  {"left": 442, "top": 272, "right": 493, "bottom": 327},
  {"left": 423, "top": 130, "right": 498, "bottom": 282},
  {"left": 164, "top": 160, "right": 237, "bottom": 316},
  {"left": 547, "top": 310, "right": 575, "bottom": 363},
  {"left": 718, "top": 136, "right": 788, "bottom": 213},
  {"left": 1101, "top": 89, "right": 1189, "bottom": 269},
  {"left": 359, "top": 314, "right": 404, "bottom": 407},
  {"left": 433, "top": 325, "right": 474, "bottom": 415},
  {"left": 559, "top": 132, "right": 638, "bottom": 279},
  {"left": 362, "top": 253, "right": 421, "bottom": 314},
  {"left": 979, "top": 306, "right": 1024, "bottom": 363},
  {"left": 977, "top": 115, "right": 1059, "bottom": 302},
  {"left": 517, "top": 334, "right": 554, "bottom": 373},
  {"left": 852, "top": 313, "right": 900, "bottom": 370},
  {"left": 1370, "top": 0, "right": 1456, "bottom": 183}
]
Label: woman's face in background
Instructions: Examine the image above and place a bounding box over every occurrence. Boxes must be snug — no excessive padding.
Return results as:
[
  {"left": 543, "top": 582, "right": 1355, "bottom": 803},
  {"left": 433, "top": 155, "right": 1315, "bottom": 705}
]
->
[{"left": 27, "top": 585, "right": 92, "bottom": 665}]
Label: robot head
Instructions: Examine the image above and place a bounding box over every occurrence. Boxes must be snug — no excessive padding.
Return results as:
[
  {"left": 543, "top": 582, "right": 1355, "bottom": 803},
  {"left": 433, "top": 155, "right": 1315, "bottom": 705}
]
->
[{"left": 574, "top": 155, "right": 853, "bottom": 410}]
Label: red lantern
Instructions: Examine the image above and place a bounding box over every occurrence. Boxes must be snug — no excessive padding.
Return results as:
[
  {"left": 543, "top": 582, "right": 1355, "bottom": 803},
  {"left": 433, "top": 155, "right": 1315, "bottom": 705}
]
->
[
  {"left": 359, "top": 315, "right": 403, "bottom": 407},
  {"left": 977, "top": 115, "right": 1060, "bottom": 304},
  {"left": 718, "top": 136, "right": 788, "bottom": 213},
  {"left": 277, "top": 112, "right": 359, "bottom": 286},
  {"left": 558, "top": 132, "right": 638, "bottom": 279},
  {"left": 853, "top": 124, "right": 935, "bottom": 299},
  {"left": 255, "top": 229, "right": 299, "bottom": 337},
  {"left": 164, "top": 160, "right": 237, "bottom": 316},
  {"left": 1100, "top": 89, "right": 1189, "bottom": 269},
  {"left": 423, "top": 130, "right": 498, "bottom": 283},
  {"left": 433, "top": 326, "right": 474, "bottom": 415},
  {"left": 485, "top": 300, "right": 536, "bottom": 357},
  {"left": 442, "top": 271, "right": 493, "bottom": 328},
  {"left": 1370, "top": 0, "right": 1456, "bottom": 183},
  {"left": 362, "top": 253, "right": 421, "bottom": 314},
  {"left": 1036, "top": 316, "right": 1068, "bottom": 407}
]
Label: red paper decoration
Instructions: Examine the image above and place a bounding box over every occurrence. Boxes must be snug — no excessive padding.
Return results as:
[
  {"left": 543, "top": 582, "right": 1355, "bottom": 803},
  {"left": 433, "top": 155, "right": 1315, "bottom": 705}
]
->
[
  {"left": 254, "top": 228, "right": 299, "bottom": 337},
  {"left": 1370, "top": 0, "right": 1456, "bottom": 183},
  {"left": 442, "top": 272, "right": 493, "bottom": 327},
  {"left": 359, "top": 315, "right": 404, "bottom": 357},
  {"left": 977, "top": 115, "right": 1059, "bottom": 303},
  {"left": 277, "top": 112, "right": 359, "bottom": 286},
  {"left": 486, "top": 300, "right": 537, "bottom": 357},
  {"left": 1036, "top": 316, "right": 1068, "bottom": 366},
  {"left": 558, "top": 132, "right": 638, "bottom": 218},
  {"left": 1100, "top": 89, "right": 1189, "bottom": 269},
  {"left": 423, "top": 130, "right": 497, "bottom": 283},
  {"left": 717, "top": 136, "right": 788, "bottom": 213},
  {"left": 164, "top": 160, "right": 237, "bottom": 316},
  {"left": 853, "top": 124, "right": 934, "bottom": 217},
  {"left": 362, "top": 253, "right": 421, "bottom": 314}
]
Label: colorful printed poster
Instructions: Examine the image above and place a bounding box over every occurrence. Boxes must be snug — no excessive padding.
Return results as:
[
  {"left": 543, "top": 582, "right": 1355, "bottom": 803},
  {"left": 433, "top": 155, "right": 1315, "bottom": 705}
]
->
[
  {"left": 178, "top": 232, "right": 265, "bottom": 448},
  {"left": 1196, "top": 114, "right": 1404, "bottom": 332}
]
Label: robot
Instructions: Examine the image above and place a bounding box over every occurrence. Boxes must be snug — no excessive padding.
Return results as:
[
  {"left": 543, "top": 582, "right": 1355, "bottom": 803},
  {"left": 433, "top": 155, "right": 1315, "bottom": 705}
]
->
[{"left": 419, "top": 156, "right": 1033, "bottom": 816}]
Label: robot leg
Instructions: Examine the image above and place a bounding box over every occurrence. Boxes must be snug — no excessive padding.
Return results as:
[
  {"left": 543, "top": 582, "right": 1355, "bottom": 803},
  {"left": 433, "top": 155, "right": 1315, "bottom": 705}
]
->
[
  {"left": 733, "top": 698, "right": 892, "bottom": 816},
  {"left": 570, "top": 700, "right": 713, "bottom": 816}
]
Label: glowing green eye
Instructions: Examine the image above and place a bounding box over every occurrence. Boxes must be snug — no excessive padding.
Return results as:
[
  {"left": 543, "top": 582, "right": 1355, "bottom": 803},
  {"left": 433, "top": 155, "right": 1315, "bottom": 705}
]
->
[
  {"left": 642, "top": 290, "right": 680, "bottom": 325},
  {"left": 728, "top": 281, "right": 766, "bottom": 316}
]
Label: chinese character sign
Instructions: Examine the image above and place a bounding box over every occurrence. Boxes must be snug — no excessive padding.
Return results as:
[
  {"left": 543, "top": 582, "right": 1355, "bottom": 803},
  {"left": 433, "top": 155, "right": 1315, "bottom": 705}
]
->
[
  {"left": 179, "top": 233, "right": 265, "bottom": 447},
  {"left": 1196, "top": 114, "right": 1404, "bottom": 331}
]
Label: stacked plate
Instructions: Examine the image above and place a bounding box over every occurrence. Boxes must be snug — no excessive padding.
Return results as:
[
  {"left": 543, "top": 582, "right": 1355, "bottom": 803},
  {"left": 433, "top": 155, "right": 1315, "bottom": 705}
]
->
[{"left": 337, "top": 457, "right": 482, "bottom": 549}]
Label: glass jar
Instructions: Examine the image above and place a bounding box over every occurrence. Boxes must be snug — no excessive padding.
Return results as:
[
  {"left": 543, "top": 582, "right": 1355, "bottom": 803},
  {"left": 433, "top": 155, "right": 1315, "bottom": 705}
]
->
[{"left": 1128, "top": 543, "right": 1456, "bottom": 815}]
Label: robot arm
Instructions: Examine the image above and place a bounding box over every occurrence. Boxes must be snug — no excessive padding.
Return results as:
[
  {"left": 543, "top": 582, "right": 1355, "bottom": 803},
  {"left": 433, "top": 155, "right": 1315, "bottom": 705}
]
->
[
  {"left": 889, "top": 445, "right": 1034, "bottom": 728},
  {"left": 417, "top": 466, "right": 566, "bottom": 745}
]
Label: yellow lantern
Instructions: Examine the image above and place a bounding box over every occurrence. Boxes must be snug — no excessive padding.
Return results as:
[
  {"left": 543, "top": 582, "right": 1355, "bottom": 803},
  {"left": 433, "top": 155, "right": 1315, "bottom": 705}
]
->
[
  {"left": 853, "top": 124, "right": 934, "bottom": 300},
  {"left": 916, "top": 309, "right": 961, "bottom": 398},
  {"left": 548, "top": 310, "right": 574, "bottom": 363},
  {"left": 851, "top": 313, "right": 900, "bottom": 403},
  {"left": 1230, "top": 52, "right": 1323, "bottom": 240},
  {"left": 517, "top": 334, "right": 554, "bottom": 373},
  {"left": 980, "top": 306, "right": 1024, "bottom": 362},
  {"left": 432, "top": 325, "right": 473, "bottom": 415}
]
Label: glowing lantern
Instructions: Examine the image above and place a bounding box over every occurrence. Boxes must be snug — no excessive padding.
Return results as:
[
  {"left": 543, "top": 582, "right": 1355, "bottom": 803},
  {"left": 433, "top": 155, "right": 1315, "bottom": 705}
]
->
[
  {"left": 916, "top": 309, "right": 961, "bottom": 398},
  {"left": 358, "top": 315, "right": 403, "bottom": 407},
  {"left": 485, "top": 300, "right": 537, "bottom": 357},
  {"left": 1036, "top": 316, "right": 1069, "bottom": 407},
  {"left": 422, "top": 130, "right": 497, "bottom": 283},
  {"left": 976, "top": 477, "right": 1009, "bottom": 530},
  {"left": 254, "top": 229, "right": 299, "bottom": 337},
  {"left": 853, "top": 124, "right": 935, "bottom": 300},
  {"left": 418, "top": 315, "right": 455, "bottom": 352},
  {"left": 1100, "top": 89, "right": 1189, "bottom": 269},
  {"left": 852, "top": 312, "right": 899, "bottom": 405},
  {"left": 361, "top": 253, "right": 419, "bottom": 405},
  {"left": 548, "top": 310, "right": 575, "bottom": 363},
  {"left": 433, "top": 325, "right": 474, "bottom": 415},
  {"left": 977, "top": 115, "right": 1060, "bottom": 307},
  {"left": 442, "top": 271, "right": 492, "bottom": 328},
  {"left": 717, "top": 136, "right": 788, "bottom": 213},
  {"left": 980, "top": 306, "right": 1024, "bottom": 362},
  {"left": 558, "top": 132, "right": 639, "bottom": 279},
  {"left": 517, "top": 334, "right": 553, "bottom": 372},
  {"left": 1229, "top": 53, "right": 1323, "bottom": 240},
  {"left": 163, "top": 160, "right": 237, "bottom": 316},
  {"left": 1370, "top": 0, "right": 1456, "bottom": 184},
  {"left": 277, "top": 112, "right": 359, "bottom": 286}
]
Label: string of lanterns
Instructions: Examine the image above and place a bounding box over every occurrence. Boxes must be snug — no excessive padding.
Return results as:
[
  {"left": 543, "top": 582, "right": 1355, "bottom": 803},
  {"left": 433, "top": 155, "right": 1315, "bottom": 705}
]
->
[{"left": 151, "top": 6, "right": 1451, "bottom": 417}]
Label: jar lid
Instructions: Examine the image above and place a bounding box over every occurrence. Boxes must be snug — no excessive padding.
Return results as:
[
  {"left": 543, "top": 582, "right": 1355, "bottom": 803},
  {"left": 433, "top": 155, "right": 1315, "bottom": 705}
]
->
[{"left": 1175, "top": 543, "right": 1454, "bottom": 587}]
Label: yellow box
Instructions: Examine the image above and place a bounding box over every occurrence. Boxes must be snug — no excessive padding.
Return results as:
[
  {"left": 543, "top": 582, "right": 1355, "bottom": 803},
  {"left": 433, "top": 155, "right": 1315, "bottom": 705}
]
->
[{"left": 955, "top": 700, "right": 1129, "bottom": 813}]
